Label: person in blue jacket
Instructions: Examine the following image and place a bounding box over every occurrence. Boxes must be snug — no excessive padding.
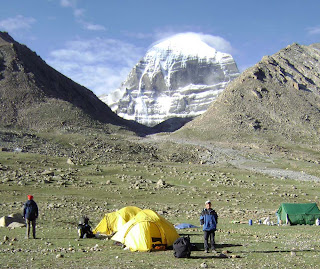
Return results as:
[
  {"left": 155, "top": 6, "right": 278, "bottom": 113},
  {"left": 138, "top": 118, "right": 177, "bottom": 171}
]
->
[
  {"left": 200, "top": 200, "right": 218, "bottom": 253},
  {"left": 23, "top": 195, "right": 39, "bottom": 239}
]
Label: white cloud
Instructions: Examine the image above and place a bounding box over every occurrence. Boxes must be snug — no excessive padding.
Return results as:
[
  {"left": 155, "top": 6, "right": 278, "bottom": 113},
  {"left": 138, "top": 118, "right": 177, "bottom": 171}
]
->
[
  {"left": 307, "top": 26, "right": 320, "bottom": 35},
  {"left": 81, "top": 21, "right": 105, "bottom": 32},
  {"left": 0, "top": 15, "right": 36, "bottom": 32},
  {"left": 152, "top": 32, "right": 234, "bottom": 54},
  {"left": 199, "top": 34, "right": 233, "bottom": 54},
  {"left": 83, "top": 22, "right": 106, "bottom": 31},
  {"left": 59, "top": 0, "right": 105, "bottom": 32},
  {"left": 60, "top": 0, "right": 77, "bottom": 8},
  {"left": 73, "top": 8, "right": 85, "bottom": 18},
  {"left": 47, "top": 38, "right": 144, "bottom": 96}
]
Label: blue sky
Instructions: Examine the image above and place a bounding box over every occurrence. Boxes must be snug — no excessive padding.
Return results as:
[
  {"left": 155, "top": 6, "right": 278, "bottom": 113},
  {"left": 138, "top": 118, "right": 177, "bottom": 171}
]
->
[{"left": 1, "top": 0, "right": 320, "bottom": 96}]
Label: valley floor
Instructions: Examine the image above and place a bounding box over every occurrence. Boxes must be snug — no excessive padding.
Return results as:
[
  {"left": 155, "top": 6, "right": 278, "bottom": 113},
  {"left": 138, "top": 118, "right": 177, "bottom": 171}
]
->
[{"left": 0, "top": 133, "right": 320, "bottom": 268}]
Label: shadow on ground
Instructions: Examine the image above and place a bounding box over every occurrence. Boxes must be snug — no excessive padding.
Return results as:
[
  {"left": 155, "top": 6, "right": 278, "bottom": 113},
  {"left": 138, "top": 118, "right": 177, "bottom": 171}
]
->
[{"left": 191, "top": 242, "right": 243, "bottom": 252}]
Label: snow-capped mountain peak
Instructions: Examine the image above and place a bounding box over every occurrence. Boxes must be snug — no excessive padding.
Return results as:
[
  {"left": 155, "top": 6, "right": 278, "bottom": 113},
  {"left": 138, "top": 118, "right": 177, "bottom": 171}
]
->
[{"left": 101, "top": 33, "right": 240, "bottom": 127}]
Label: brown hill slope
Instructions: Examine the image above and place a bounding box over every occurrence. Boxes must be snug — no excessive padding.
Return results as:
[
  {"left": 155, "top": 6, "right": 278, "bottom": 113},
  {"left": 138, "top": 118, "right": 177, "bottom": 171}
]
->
[
  {"left": 0, "top": 32, "right": 148, "bottom": 134},
  {"left": 175, "top": 43, "right": 320, "bottom": 147}
]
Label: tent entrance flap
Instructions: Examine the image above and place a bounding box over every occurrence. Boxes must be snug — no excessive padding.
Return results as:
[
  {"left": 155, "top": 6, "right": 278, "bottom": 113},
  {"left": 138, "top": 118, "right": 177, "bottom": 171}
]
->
[{"left": 149, "top": 222, "right": 163, "bottom": 244}]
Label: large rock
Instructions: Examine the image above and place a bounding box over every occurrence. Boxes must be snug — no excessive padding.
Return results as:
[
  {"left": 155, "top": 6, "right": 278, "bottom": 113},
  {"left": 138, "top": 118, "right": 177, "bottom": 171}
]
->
[
  {"left": 0, "top": 213, "right": 25, "bottom": 227},
  {"left": 102, "top": 33, "right": 239, "bottom": 127}
]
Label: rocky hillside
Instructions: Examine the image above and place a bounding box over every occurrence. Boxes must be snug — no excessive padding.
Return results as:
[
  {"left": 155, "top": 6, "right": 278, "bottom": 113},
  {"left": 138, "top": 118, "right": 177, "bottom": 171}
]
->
[
  {"left": 102, "top": 33, "right": 239, "bottom": 126},
  {"left": 0, "top": 32, "right": 148, "bottom": 134},
  {"left": 175, "top": 43, "right": 320, "bottom": 147}
]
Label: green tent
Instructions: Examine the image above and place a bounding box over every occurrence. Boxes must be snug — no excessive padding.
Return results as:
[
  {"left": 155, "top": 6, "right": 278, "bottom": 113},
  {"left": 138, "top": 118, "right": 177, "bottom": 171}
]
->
[{"left": 276, "top": 203, "right": 320, "bottom": 225}]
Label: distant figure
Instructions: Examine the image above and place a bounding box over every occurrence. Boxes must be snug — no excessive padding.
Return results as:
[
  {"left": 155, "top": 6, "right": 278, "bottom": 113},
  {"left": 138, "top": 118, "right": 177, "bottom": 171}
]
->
[
  {"left": 23, "top": 195, "right": 38, "bottom": 239},
  {"left": 200, "top": 200, "right": 218, "bottom": 253}
]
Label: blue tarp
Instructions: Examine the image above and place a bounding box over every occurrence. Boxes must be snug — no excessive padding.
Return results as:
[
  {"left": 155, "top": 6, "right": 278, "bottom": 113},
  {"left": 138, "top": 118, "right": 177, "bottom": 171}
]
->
[{"left": 174, "top": 223, "right": 199, "bottom": 229}]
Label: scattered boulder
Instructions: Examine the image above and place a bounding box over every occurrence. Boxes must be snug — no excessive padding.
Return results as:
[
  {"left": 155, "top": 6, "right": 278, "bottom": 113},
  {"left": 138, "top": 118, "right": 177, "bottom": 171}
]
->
[
  {"left": 218, "top": 253, "right": 229, "bottom": 258},
  {"left": 200, "top": 262, "right": 208, "bottom": 268},
  {"left": 156, "top": 179, "right": 168, "bottom": 188},
  {"left": 0, "top": 213, "right": 25, "bottom": 227},
  {"left": 8, "top": 222, "right": 25, "bottom": 228},
  {"left": 291, "top": 251, "right": 296, "bottom": 256},
  {"left": 41, "top": 170, "right": 54, "bottom": 176},
  {"left": 67, "top": 158, "right": 75, "bottom": 165},
  {"left": 231, "top": 254, "right": 241, "bottom": 258}
]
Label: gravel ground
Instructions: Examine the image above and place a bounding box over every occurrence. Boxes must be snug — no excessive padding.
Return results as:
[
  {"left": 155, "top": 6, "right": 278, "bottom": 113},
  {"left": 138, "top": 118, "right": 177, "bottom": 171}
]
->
[{"left": 141, "top": 134, "right": 320, "bottom": 182}]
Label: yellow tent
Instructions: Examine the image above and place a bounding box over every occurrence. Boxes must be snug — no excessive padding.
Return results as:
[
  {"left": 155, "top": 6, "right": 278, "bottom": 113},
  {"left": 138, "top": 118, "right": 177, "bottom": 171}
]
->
[
  {"left": 93, "top": 206, "right": 142, "bottom": 235},
  {"left": 111, "top": 209, "right": 179, "bottom": 252}
]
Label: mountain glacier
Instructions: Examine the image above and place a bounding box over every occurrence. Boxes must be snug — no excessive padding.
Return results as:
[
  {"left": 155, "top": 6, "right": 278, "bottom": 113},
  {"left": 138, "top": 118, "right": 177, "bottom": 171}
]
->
[{"left": 100, "top": 33, "right": 240, "bottom": 127}]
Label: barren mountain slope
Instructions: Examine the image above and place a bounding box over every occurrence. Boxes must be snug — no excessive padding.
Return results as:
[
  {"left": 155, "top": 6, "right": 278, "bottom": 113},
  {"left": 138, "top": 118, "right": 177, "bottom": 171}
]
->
[
  {"left": 175, "top": 43, "right": 320, "bottom": 147},
  {"left": 0, "top": 32, "right": 147, "bottom": 134}
]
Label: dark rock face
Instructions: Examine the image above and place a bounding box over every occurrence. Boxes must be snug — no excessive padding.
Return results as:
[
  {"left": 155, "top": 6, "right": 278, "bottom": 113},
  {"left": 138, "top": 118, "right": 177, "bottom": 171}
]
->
[
  {"left": 102, "top": 37, "right": 239, "bottom": 127},
  {"left": 177, "top": 43, "right": 320, "bottom": 145},
  {"left": 0, "top": 32, "right": 146, "bottom": 133}
]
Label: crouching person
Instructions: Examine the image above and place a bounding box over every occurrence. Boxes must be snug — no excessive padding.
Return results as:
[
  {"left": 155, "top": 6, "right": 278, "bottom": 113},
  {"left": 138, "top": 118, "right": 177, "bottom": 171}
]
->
[
  {"left": 78, "top": 216, "right": 95, "bottom": 238},
  {"left": 200, "top": 200, "right": 218, "bottom": 253}
]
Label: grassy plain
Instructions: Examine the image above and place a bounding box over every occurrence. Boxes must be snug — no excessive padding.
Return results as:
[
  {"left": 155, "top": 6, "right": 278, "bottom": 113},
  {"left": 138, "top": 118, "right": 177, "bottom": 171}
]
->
[{"left": 0, "top": 140, "right": 319, "bottom": 269}]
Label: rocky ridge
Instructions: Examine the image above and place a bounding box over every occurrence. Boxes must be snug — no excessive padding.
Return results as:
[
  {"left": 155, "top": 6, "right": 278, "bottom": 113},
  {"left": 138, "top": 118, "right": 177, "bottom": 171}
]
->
[
  {"left": 0, "top": 31, "right": 147, "bottom": 134},
  {"left": 176, "top": 43, "right": 320, "bottom": 146}
]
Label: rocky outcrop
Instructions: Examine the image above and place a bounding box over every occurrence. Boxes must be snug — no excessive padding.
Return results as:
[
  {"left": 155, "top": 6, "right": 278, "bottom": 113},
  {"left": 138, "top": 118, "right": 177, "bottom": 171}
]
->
[{"left": 102, "top": 34, "right": 240, "bottom": 126}]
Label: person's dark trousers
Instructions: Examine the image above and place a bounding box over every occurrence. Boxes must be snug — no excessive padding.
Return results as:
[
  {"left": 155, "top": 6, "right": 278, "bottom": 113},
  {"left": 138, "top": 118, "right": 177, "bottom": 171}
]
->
[
  {"left": 204, "top": 230, "right": 215, "bottom": 250},
  {"left": 26, "top": 219, "right": 36, "bottom": 239}
]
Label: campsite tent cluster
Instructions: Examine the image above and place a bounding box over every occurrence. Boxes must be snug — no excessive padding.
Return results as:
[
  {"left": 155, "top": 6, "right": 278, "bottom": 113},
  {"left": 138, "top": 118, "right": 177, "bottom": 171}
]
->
[
  {"left": 93, "top": 206, "right": 179, "bottom": 252},
  {"left": 92, "top": 203, "right": 320, "bottom": 252}
]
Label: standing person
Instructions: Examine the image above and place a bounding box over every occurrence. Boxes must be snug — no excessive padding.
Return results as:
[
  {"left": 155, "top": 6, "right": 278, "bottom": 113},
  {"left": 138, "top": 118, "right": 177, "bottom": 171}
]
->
[
  {"left": 200, "top": 200, "right": 218, "bottom": 253},
  {"left": 23, "top": 195, "right": 39, "bottom": 239}
]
